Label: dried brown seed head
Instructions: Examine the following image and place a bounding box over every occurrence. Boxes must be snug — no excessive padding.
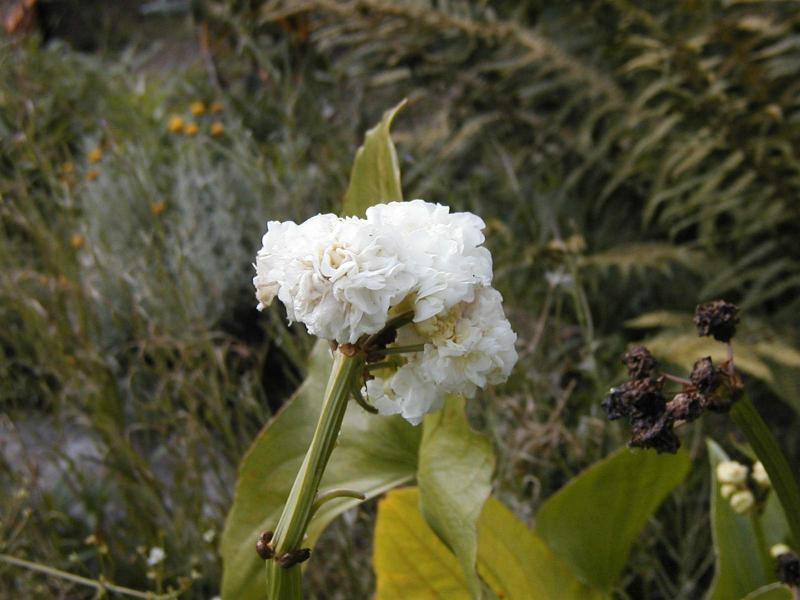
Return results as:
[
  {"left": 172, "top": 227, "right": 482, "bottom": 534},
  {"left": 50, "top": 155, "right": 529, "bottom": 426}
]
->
[
  {"left": 776, "top": 551, "right": 800, "bottom": 586},
  {"left": 276, "top": 548, "right": 311, "bottom": 568},
  {"left": 622, "top": 346, "right": 658, "bottom": 380},
  {"left": 256, "top": 531, "right": 274, "bottom": 560},
  {"left": 694, "top": 300, "right": 739, "bottom": 342},
  {"left": 666, "top": 391, "right": 704, "bottom": 423},
  {"left": 690, "top": 357, "right": 719, "bottom": 395},
  {"left": 629, "top": 413, "right": 680, "bottom": 454}
]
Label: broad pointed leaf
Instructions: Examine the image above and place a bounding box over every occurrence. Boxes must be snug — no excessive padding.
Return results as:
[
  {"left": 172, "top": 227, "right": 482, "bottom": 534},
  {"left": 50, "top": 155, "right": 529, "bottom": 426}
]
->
[
  {"left": 220, "top": 341, "right": 421, "bottom": 599},
  {"left": 373, "top": 487, "right": 607, "bottom": 600},
  {"left": 417, "top": 395, "right": 495, "bottom": 599},
  {"left": 706, "top": 439, "right": 772, "bottom": 600},
  {"left": 535, "top": 446, "right": 691, "bottom": 592},
  {"left": 342, "top": 99, "right": 406, "bottom": 217}
]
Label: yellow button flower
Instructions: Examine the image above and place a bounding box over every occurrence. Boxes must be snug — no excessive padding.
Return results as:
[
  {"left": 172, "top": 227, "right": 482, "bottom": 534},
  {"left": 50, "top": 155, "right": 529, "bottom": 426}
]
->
[
  {"left": 183, "top": 122, "right": 199, "bottom": 136},
  {"left": 190, "top": 101, "right": 206, "bottom": 116},
  {"left": 167, "top": 115, "right": 184, "bottom": 133},
  {"left": 87, "top": 146, "right": 103, "bottom": 163},
  {"left": 210, "top": 121, "right": 225, "bottom": 136},
  {"left": 70, "top": 234, "right": 85, "bottom": 250}
]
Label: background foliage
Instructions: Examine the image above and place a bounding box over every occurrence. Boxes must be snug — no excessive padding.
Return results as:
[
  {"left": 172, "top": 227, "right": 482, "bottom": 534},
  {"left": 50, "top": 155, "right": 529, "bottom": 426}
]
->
[{"left": 2, "top": 0, "right": 799, "bottom": 598}]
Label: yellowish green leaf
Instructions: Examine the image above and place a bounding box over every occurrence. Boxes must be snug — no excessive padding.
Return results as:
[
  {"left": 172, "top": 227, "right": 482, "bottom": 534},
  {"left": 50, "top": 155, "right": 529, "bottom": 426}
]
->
[
  {"left": 374, "top": 487, "right": 606, "bottom": 600},
  {"left": 342, "top": 99, "right": 406, "bottom": 217},
  {"left": 418, "top": 395, "right": 495, "bottom": 599}
]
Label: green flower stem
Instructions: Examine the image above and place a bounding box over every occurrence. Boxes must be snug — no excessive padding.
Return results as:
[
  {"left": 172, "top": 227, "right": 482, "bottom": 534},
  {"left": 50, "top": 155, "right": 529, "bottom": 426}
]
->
[
  {"left": 266, "top": 350, "right": 363, "bottom": 599},
  {"left": 730, "top": 395, "right": 800, "bottom": 547},
  {"left": 750, "top": 512, "right": 772, "bottom": 581}
]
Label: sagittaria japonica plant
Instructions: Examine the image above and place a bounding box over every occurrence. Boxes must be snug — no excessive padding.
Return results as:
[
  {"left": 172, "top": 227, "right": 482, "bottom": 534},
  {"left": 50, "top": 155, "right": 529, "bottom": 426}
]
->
[{"left": 250, "top": 201, "right": 517, "bottom": 595}]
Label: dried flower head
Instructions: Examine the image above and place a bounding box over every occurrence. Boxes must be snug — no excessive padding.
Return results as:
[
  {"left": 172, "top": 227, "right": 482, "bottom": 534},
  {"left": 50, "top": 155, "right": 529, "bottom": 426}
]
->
[
  {"left": 776, "top": 551, "right": 800, "bottom": 586},
  {"left": 622, "top": 346, "right": 658, "bottom": 380},
  {"left": 665, "top": 391, "right": 704, "bottom": 423},
  {"left": 629, "top": 413, "right": 680, "bottom": 454},
  {"left": 694, "top": 300, "right": 739, "bottom": 342},
  {"left": 602, "top": 377, "right": 666, "bottom": 422},
  {"left": 690, "top": 357, "right": 719, "bottom": 395}
]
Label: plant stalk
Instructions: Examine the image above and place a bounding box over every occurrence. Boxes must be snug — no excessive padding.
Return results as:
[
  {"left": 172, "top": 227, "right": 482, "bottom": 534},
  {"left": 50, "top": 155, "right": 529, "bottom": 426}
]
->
[
  {"left": 730, "top": 395, "right": 800, "bottom": 547},
  {"left": 266, "top": 350, "right": 362, "bottom": 599}
]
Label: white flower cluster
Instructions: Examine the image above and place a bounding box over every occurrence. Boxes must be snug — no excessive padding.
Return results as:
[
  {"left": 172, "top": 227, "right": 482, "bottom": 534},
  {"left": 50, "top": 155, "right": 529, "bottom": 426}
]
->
[
  {"left": 716, "top": 459, "right": 771, "bottom": 515},
  {"left": 254, "top": 200, "right": 517, "bottom": 424}
]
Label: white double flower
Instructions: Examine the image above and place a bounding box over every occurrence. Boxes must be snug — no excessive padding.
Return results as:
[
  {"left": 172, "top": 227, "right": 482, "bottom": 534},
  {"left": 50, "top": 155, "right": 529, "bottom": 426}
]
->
[{"left": 254, "top": 200, "right": 517, "bottom": 424}]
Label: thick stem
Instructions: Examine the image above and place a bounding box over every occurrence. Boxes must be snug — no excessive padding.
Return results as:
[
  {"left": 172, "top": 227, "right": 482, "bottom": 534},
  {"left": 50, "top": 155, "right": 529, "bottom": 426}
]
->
[
  {"left": 266, "top": 351, "right": 362, "bottom": 599},
  {"left": 730, "top": 395, "right": 800, "bottom": 547}
]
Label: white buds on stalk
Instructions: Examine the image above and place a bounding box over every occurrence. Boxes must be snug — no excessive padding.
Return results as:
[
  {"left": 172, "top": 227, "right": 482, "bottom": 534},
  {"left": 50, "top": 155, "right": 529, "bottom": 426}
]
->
[
  {"left": 716, "top": 461, "right": 748, "bottom": 485},
  {"left": 771, "top": 544, "right": 792, "bottom": 558},
  {"left": 254, "top": 200, "right": 518, "bottom": 425},
  {"left": 752, "top": 461, "right": 770, "bottom": 488},
  {"left": 729, "top": 490, "right": 755, "bottom": 514}
]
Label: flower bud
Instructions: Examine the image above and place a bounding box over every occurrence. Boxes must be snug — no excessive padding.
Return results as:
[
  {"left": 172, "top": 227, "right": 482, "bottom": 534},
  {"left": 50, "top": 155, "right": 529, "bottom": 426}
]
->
[
  {"left": 776, "top": 552, "right": 800, "bottom": 586},
  {"left": 729, "top": 490, "right": 755, "bottom": 514},
  {"left": 716, "top": 460, "right": 748, "bottom": 485},
  {"left": 720, "top": 484, "right": 737, "bottom": 499},
  {"left": 752, "top": 461, "right": 770, "bottom": 488},
  {"left": 771, "top": 544, "right": 792, "bottom": 558}
]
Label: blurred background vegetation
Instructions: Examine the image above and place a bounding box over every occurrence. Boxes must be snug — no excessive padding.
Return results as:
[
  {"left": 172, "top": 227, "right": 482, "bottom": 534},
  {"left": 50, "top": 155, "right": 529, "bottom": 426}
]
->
[{"left": 1, "top": 0, "right": 799, "bottom": 598}]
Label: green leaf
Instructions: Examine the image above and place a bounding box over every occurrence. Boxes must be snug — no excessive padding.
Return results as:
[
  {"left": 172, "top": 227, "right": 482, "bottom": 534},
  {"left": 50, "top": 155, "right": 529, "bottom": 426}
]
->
[
  {"left": 220, "top": 341, "right": 421, "bottom": 600},
  {"left": 742, "top": 583, "right": 793, "bottom": 600},
  {"left": 342, "top": 99, "right": 406, "bottom": 217},
  {"left": 729, "top": 397, "right": 800, "bottom": 549},
  {"left": 535, "top": 446, "right": 691, "bottom": 592},
  {"left": 373, "top": 487, "right": 607, "bottom": 600},
  {"left": 417, "top": 395, "right": 495, "bottom": 599},
  {"left": 706, "top": 438, "right": 770, "bottom": 600}
]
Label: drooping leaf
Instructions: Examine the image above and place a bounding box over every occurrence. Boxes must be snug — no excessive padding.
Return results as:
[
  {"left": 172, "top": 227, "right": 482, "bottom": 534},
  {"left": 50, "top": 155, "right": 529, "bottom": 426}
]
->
[
  {"left": 579, "top": 243, "right": 701, "bottom": 279},
  {"left": 373, "top": 487, "right": 606, "bottom": 600},
  {"left": 417, "top": 395, "right": 495, "bottom": 599},
  {"left": 342, "top": 99, "right": 406, "bottom": 217},
  {"left": 535, "top": 446, "right": 691, "bottom": 592},
  {"left": 706, "top": 439, "right": 771, "bottom": 600},
  {"left": 220, "top": 341, "right": 421, "bottom": 600}
]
